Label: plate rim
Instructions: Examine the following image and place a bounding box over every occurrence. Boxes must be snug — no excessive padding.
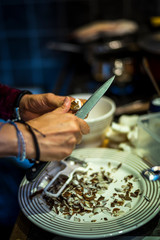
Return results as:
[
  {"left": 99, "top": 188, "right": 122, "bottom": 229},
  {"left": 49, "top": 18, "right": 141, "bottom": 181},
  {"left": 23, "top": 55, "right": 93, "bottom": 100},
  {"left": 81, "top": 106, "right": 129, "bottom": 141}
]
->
[{"left": 18, "top": 148, "right": 160, "bottom": 239}]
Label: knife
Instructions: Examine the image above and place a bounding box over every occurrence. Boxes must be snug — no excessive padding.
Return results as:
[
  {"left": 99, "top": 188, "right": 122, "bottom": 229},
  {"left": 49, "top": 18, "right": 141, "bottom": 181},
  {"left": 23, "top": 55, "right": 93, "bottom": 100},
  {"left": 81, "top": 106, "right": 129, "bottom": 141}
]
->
[{"left": 26, "top": 75, "right": 115, "bottom": 181}]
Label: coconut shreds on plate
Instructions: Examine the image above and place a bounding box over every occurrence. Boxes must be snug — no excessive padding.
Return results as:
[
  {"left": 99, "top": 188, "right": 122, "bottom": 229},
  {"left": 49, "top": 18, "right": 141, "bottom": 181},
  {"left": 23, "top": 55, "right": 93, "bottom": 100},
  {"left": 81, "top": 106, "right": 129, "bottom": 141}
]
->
[{"left": 41, "top": 162, "right": 141, "bottom": 222}]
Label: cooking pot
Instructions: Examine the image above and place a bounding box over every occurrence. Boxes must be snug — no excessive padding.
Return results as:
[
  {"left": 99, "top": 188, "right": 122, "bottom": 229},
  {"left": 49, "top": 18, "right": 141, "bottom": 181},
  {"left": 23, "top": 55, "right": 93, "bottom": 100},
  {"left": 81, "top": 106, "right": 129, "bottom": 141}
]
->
[{"left": 47, "top": 20, "right": 139, "bottom": 95}]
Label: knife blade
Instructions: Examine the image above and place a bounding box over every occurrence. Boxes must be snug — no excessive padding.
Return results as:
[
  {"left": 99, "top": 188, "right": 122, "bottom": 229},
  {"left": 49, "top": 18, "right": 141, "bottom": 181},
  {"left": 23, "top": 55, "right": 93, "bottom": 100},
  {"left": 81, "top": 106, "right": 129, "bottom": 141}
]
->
[
  {"left": 75, "top": 75, "right": 115, "bottom": 119},
  {"left": 26, "top": 75, "right": 115, "bottom": 181}
]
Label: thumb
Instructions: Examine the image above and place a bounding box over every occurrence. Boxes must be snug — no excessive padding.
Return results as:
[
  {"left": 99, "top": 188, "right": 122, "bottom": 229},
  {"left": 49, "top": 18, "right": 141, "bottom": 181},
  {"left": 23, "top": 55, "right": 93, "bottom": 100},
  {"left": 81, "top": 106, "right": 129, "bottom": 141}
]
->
[{"left": 53, "top": 96, "right": 71, "bottom": 114}]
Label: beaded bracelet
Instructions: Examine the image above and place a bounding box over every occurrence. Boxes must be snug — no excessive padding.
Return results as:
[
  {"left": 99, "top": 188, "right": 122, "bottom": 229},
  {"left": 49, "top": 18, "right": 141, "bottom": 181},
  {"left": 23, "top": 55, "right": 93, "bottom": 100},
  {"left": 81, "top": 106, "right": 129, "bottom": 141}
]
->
[
  {"left": 0, "top": 120, "right": 45, "bottom": 162},
  {"left": 0, "top": 120, "right": 26, "bottom": 161},
  {"left": 22, "top": 122, "right": 40, "bottom": 161},
  {"left": 17, "top": 120, "right": 46, "bottom": 162},
  {"left": 12, "top": 90, "right": 45, "bottom": 162}
]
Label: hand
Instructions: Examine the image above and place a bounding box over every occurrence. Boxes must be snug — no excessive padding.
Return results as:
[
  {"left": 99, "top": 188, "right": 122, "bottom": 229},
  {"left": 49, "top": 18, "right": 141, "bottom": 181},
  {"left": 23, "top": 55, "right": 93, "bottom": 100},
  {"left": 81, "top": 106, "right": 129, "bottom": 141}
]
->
[
  {"left": 19, "top": 93, "right": 67, "bottom": 121},
  {"left": 18, "top": 97, "right": 90, "bottom": 161}
]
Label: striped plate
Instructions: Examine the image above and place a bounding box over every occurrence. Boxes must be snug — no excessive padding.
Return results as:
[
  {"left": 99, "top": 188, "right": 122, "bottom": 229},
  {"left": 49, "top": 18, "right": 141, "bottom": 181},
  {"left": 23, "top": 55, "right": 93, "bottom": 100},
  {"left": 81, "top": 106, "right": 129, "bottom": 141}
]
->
[{"left": 18, "top": 148, "right": 160, "bottom": 239}]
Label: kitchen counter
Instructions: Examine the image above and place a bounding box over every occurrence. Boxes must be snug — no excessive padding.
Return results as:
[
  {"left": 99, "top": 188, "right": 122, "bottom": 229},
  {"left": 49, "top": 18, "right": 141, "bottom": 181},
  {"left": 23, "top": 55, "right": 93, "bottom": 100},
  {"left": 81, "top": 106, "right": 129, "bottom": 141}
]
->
[{"left": 10, "top": 210, "right": 160, "bottom": 240}]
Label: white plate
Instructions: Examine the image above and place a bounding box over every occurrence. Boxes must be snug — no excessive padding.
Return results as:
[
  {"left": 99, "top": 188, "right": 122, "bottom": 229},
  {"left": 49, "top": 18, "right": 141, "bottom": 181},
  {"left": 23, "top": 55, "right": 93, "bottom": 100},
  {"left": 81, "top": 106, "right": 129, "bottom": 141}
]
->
[{"left": 18, "top": 148, "right": 160, "bottom": 239}]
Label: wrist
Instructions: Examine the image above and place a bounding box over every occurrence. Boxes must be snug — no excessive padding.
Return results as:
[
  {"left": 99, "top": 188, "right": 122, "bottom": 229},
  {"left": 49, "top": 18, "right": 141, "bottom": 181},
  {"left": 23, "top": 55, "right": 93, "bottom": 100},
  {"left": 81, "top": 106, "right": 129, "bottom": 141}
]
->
[
  {"left": 13, "top": 90, "right": 32, "bottom": 121},
  {"left": 19, "top": 94, "right": 31, "bottom": 120},
  {"left": 17, "top": 122, "right": 36, "bottom": 160},
  {"left": 0, "top": 121, "right": 38, "bottom": 160}
]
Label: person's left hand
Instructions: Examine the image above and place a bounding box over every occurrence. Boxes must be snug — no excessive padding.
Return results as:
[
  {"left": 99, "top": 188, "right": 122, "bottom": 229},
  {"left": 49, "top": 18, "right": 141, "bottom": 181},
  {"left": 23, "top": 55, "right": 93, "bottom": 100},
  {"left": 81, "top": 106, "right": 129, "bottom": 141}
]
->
[{"left": 19, "top": 93, "right": 69, "bottom": 121}]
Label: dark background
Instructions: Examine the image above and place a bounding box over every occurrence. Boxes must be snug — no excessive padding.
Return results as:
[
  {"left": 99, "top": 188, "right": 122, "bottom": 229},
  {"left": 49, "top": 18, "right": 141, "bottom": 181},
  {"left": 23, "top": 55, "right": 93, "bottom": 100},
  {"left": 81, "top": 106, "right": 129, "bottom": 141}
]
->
[
  {"left": 0, "top": 0, "right": 160, "bottom": 94},
  {"left": 1, "top": 1, "right": 160, "bottom": 238}
]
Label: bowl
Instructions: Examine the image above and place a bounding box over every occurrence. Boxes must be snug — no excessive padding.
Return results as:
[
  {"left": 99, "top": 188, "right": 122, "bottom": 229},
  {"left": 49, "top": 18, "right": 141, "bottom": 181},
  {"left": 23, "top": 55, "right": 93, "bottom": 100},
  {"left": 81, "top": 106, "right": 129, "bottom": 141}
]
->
[{"left": 71, "top": 93, "right": 116, "bottom": 147}]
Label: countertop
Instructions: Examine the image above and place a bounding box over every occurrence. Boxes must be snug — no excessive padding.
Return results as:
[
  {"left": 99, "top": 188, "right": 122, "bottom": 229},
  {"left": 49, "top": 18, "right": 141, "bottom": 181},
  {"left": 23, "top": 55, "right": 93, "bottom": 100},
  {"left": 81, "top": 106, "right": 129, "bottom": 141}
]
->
[{"left": 10, "top": 210, "right": 160, "bottom": 240}]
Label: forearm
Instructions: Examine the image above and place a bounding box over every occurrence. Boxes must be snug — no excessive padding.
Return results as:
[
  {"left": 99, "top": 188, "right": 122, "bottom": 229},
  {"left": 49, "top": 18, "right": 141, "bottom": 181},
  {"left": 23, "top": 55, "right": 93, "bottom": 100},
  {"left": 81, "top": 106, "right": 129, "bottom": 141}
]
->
[
  {"left": 0, "top": 122, "right": 35, "bottom": 159},
  {"left": 0, "top": 123, "right": 18, "bottom": 157}
]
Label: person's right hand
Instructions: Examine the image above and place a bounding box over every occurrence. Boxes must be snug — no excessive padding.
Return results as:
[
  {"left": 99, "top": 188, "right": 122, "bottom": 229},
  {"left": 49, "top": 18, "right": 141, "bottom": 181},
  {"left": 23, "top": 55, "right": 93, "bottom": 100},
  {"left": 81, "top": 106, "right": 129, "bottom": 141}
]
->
[{"left": 18, "top": 97, "right": 89, "bottom": 162}]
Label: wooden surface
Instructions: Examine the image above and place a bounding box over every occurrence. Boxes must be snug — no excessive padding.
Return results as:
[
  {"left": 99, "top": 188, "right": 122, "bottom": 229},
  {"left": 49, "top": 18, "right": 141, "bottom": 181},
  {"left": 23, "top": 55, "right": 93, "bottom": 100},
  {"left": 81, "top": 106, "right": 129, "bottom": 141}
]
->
[{"left": 10, "top": 211, "right": 30, "bottom": 240}]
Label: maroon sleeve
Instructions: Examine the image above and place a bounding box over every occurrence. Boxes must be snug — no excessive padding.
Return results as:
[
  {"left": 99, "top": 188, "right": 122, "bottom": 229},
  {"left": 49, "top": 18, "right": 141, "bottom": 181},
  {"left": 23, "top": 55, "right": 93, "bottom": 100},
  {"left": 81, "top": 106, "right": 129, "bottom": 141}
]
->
[{"left": 0, "top": 83, "right": 22, "bottom": 120}]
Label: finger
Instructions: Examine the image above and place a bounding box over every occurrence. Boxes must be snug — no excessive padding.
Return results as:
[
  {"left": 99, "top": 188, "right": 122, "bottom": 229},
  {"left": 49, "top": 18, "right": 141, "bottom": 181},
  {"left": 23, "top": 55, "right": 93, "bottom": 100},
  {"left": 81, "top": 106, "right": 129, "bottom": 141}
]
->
[
  {"left": 46, "top": 94, "right": 74, "bottom": 109},
  {"left": 76, "top": 118, "right": 90, "bottom": 135},
  {"left": 55, "top": 96, "right": 74, "bottom": 107},
  {"left": 76, "top": 133, "right": 83, "bottom": 144},
  {"left": 47, "top": 94, "right": 66, "bottom": 108},
  {"left": 53, "top": 97, "right": 71, "bottom": 114},
  {"left": 67, "top": 133, "right": 82, "bottom": 147}
]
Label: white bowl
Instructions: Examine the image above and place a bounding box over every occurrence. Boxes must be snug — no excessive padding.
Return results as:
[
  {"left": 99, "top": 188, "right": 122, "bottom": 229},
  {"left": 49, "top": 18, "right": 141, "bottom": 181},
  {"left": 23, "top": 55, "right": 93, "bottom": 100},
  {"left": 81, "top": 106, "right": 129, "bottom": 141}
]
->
[{"left": 71, "top": 93, "right": 116, "bottom": 147}]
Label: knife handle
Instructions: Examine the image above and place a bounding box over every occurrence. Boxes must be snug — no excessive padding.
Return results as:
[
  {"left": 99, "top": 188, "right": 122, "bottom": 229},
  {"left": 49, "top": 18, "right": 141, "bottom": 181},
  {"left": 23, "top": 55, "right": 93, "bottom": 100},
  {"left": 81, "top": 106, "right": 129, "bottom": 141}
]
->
[{"left": 26, "top": 161, "right": 49, "bottom": 182}]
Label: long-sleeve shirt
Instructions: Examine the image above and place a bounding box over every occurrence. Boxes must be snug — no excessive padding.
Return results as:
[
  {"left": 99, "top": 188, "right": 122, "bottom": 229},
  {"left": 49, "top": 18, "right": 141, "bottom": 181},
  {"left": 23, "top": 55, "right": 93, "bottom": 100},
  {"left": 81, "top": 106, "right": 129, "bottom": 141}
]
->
[{"left": 0, "top": 84, "right": 21, "bottom": 120}]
